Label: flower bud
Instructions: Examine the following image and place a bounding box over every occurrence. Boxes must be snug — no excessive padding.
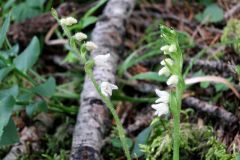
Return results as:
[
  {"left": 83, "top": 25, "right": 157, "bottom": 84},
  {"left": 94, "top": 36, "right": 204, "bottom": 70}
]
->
[
  {"left": 73, "top": 32, "right": 87, "bottom": 41},
  {"left": 86, "top": 41, "right": 98, "bottom": 51}
]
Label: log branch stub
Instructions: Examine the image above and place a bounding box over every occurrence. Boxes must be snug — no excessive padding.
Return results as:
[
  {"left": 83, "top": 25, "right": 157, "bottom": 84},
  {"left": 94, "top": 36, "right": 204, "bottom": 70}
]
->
[{"left": 71, "top": 0, "right": 135, "bottom": 160}]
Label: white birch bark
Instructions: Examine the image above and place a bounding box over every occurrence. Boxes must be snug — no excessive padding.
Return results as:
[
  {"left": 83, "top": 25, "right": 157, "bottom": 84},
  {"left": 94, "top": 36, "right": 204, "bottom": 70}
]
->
[{"left": 71, "top": 0, "right": 135, "bottom": 159}]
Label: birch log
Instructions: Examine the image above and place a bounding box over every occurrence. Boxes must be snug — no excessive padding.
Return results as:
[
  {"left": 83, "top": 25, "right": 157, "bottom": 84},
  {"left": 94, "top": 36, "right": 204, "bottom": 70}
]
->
[{"left": 71, "top": 0, "right": 135, "bottom": 159}]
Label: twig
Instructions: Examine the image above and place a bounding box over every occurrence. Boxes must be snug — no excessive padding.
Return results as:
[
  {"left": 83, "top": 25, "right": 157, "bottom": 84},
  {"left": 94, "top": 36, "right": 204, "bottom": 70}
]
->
[
  {"left": 183, "top": 97, "right": 239, "bottom": 126},
  {"left": 185, "top": 76, "right": 240, "bottom": 98},
  {"left": 224, "top": 3, "right": 240, "bottom": 19}
]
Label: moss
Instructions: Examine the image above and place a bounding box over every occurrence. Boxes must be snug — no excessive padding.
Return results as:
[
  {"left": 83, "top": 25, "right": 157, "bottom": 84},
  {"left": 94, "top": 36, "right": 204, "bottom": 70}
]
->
[
  {"left": 140, "top": 122, "right": 235, "bottom": 160},
  {"left": 221, "top": 19, "right": 240, "bottom": 55}
]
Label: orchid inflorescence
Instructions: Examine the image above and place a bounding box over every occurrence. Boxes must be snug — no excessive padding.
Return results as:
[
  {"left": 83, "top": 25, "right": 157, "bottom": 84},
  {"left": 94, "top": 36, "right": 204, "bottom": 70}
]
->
[
  {"left": 151, "top": 25, "right": 185, "bottom": 160},
  {"left": 51, "top": 10, "right": 130, "bottom": 160},
  {"left": 51, "top": 12, "right": 118, "bottom": 97}
]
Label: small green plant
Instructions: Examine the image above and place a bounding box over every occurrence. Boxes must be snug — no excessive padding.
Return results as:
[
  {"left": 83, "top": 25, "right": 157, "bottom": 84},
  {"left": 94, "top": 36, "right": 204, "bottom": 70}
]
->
[
  {"left": 51, "top": 9, "right": 131, "bottom": 160},
  {"left": 221, "top": 19, "right": 240, "bottom": 55},
  {"left": 0, "top": 12, "right": 77, "bottom": 147},
  {"left": 150, "top": 25, "right": 185, "bottom": 160},
  {"left": 195, "top": 3, "right": 224, "bottom": 23}
]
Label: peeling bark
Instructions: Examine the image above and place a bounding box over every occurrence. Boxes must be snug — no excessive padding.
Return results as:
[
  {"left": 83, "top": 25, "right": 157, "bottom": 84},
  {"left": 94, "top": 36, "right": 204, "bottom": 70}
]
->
[{"left": 71, "top": 0, "right": 135, "bottom": 160}]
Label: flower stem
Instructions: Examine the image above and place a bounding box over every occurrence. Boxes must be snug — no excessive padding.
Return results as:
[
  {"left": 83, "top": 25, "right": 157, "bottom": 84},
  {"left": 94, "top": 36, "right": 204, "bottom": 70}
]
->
[
  {"left": 173, "top": 78, "right": 183, "bottom": 160},
  {"left": 173, "top": 112, "right": 180, "bottom": 160},
  {"left": 86, "top": 70, "right": 131, "bottom": 160}
]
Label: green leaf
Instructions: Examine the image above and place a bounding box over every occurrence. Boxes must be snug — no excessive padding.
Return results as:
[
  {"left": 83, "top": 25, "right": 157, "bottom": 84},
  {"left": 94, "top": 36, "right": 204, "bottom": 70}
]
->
[
  {"left": 111, "top": 137, "right": 133, "bottom": 149},
  {"left": 14, "top": 37, "right": 40, "bottom": 72},
  {"left": 31, "top": 77, "right": 56, "bottom": 97},
  {"left": 0, "top": 66, "right": 14, "bottom": 82},
  {"left": 0, "top": 85, "right": 19, "bottom": 100},
  {"left": 131, "top": 72, "right": 167, "bottom": 82},
  {"left": 26, "top": 0, "right": 46, "bottom": 8},
  {"left": 0, "top": 96, "right": 15, "bottom": 143},
  {"left": 3, "top": 0, "right": 16, "bottom": 11},
  {"left": 200, "top": 82, "right": 210, "bottom": 89},
  {"left": 236, "top": 153, "right": 240, "bottom": 160},
  {"left": 83, "top": 0, "right": 107, "bottom": 18},
  {"left": 196, "top": 4, "right": 224, "bottom": 23},
  {"left": 80, "top": 16, "right": 97, "bottom": 29},
  {"left": 132, "top": 126, "right": 152, "bottom": 158},
  {"left": 235, "top": 65, "right": 240, "bottom": 75},
  {"left": 214, "top": 83, "right": 229, "bottom": 92},
  {"left": 0, "top": 13, "right": 11, "bottom": 48},
  {"left": 0, "top": 118, "right": 19, "bottom": 146},
  {"left": 198, "top": 0, "right": 214, "bottom": 6},
  {"left": 12, "top": 2, "right": 43, "bottom": 22},
  {"left": 26, "top": 100, "right": 47, "bottom": 116},
  {"left": 0, "top": 44, "right": 19, "bottom": 58}
]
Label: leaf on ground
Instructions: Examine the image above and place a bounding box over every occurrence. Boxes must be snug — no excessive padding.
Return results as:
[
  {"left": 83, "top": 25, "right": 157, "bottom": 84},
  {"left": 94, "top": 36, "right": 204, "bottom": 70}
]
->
[
  {"left": 0, "top": 13, "right": 11, "bottom": 48},
  {"left": 26, "top": 100, "right": 47, "bottom": 116},
  {"left": 0, "top": 118, "right": 19, "bottom": 146},
  {"left": 196, "top": 3, "right": 224, "bottom": 23},
  {"left": 131, "top": 72, "right": 167, "bottom": 82},
  {"left": 0, "top": 85, "right": 19, "bottom": 100},
  {"left": 13, "top": 36, "right": 40, "bottom": 72},
  {"left": 0, "top": 66, "right": 14, "bottom": 82},
  {"left": 0, "top": 96, "right": 15, "bottom": 143},
  {"left": 132, "top": 126, "right": 152, "bottom": 158},
  {"left": 111, "top": 137, "right": 133, "bottom": 149},
  {"left": 31, "top": 77, "right": 56, "bottom": 97}
]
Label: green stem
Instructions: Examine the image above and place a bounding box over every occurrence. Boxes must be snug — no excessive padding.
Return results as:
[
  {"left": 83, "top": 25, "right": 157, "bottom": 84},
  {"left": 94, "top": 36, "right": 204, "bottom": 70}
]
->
[
  {"left": 86, "top": 70, "right": 131, "bottom": 160},
  {"left": 173, "top": 77, "right": 184, "bottom": 160},
  {"left": 173, "top": 112, "right": 180, "bottom": 160}
]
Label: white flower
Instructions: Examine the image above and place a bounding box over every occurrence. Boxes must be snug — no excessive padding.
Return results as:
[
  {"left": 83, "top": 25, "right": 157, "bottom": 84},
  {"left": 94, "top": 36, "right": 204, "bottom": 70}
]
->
[
  {"left": 94, "top": 54, "right": 110, "bottom": 67},
  {"left": 151, "top": 103, "right": 169, "bottom": 117},
  {"left": 167, "top": 75, "right": 179, "bottom": 86},
  {"left": 158, "top": 66, "right": 170, "bottom": 76},
  {"left": 73, "top": 32, "right": 87, "bottom": 41},
  {"left": 100, "top": 82, "right": 118, "bottom": 97},
  {"left": 160, "top": 45, "right": 169, "bottom": 51},
  {"left": 155, "top": 89, "right": 169, "bottom": 103},
  {"left": 160, "top": 58, "right": 174, "bottom": 66},
  {"left": 86, "top": 41, "right": 98, "bottom": 51},
  {"left": 168, "top": 44, "right": 177, "bottom": 52},
  {"left": 60, "top": 17, "right": 77, "bottom": 26}
]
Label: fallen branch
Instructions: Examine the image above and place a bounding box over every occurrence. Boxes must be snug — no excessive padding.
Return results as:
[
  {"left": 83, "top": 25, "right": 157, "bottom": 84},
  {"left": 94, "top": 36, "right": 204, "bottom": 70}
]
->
[
  {"left": 185, "top": 76, "right": 240, "bottom": 98},
  {"left": 183, "top": 97, "right": 239, "bottom": 126},
  {"left": 70, "top": 0, "right": 135, "bottom": 159},
  {"left": 7, "top": 2, "right": 92, "bottom": 45},
  {"left": 3, "top": 113, "right": 54, "bottom": 160},
  {"left": 224, "top": 3, "right": 240, "bottom": 19},
  {"left": 184, "top": 59, "right": 237, "bottom": 77}
]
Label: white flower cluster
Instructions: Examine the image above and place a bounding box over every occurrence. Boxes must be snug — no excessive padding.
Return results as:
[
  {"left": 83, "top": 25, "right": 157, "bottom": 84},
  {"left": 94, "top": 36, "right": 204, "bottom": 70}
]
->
[
  {"left": 85, "top": 41, "right": 98, "bottom": 51},
  {"left": 152, "top": 89, "right": 170, "bottom": 117},
  {"left": 93, "top": 54, "right": 117, "bottom": 97},
  {"left": 60, "top": 17, "right": 77, "bottom": 26},
  {"left": 100, "top": 81, "right": 118, "bottom": 97},
  {"left": 159, "top": 44, "right": 179, "bottom": 86},
  {"left": 60, "top": 17, "right": 98, "bottom": 52},
  {"left": 160, "top": 44, "right": 177, "bottom": 55},
  {"left": 152, "top": 44, "right": 179, "bottom": 117}
]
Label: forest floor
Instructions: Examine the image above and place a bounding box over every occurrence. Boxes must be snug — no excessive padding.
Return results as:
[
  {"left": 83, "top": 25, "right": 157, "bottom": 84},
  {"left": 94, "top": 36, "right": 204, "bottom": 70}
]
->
[{"left": 0, "top": 0, "right": 240, "bottom": 160}]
